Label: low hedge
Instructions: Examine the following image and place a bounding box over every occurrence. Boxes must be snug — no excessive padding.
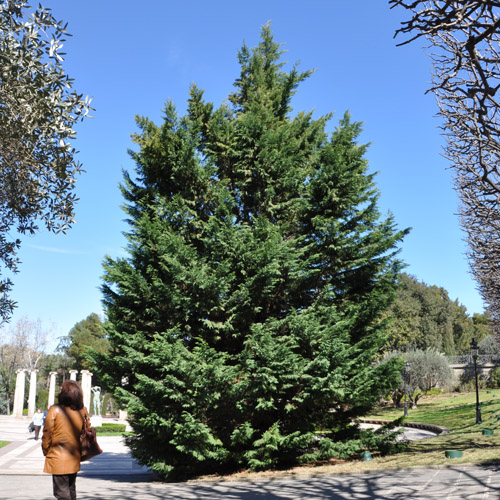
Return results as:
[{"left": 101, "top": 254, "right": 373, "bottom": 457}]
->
[{"left": 93, "top": 423, "right": 126, "bottom": 434}]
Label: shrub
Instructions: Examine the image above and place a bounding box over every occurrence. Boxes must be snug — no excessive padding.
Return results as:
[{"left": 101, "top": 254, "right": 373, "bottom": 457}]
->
[
  {"left": 37, "top": 389, "right": 48, "bottom": 410},
  {"left": 458, "top": 364, "right": 488, "bottom": 392},
  {"left": 489, "top": 367, "right": 500, "bottom": 388},
  {"left": 94, "top": 423, "right": 126, "bottom": 434},
  {"left": 102, "top": 393, "right": 119, "bottom": 416},
  {"left": 382, "top": 349, "right": 455, "bottom": 407}
]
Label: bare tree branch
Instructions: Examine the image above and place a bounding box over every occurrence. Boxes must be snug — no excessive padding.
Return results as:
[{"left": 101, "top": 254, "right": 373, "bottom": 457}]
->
[
  {"left": 0, "top": 316, "right": 50, "bottom": 411},
  {"left": 391, "top": 1, "right": 500, "bottom": 336}
]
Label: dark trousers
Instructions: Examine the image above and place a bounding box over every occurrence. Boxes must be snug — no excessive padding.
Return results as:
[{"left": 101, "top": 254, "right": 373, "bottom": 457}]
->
[
  {"left": 34, "top": 425, "right": 41, "bottom": 440},
  {"left": 52, "top": 473, "right": 77, "bottom": 500}
]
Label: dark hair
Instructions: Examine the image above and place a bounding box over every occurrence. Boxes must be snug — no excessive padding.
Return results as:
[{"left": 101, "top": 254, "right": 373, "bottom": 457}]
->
[{"left": 58, "top": 380, "right": 84, "bottom": 410}]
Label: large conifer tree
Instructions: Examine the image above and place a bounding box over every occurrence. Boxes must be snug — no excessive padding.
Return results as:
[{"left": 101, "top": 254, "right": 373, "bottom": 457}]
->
[{"left": 97, "top": 25, "right": 408, "bottom": 478}]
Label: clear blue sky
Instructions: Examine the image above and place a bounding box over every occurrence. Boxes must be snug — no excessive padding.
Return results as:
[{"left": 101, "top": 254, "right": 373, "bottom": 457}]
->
[{"left": 5, "top": 1, "right": 485, "bottom": 350}]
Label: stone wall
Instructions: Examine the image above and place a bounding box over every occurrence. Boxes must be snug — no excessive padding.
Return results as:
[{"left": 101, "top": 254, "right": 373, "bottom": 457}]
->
[{"left": 449, "top": 363, "right": 497, "bottom": 379}]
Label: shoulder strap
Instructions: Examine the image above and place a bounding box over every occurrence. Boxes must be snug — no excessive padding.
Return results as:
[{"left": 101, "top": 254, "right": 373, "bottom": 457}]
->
[{"left": 80, "top": 408, "right": 89, "bottom": 430}]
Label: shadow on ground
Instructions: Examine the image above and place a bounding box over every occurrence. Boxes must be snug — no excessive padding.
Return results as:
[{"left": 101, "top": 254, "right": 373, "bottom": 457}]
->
[{"left": 72, "top": 464, "right": 500, "bottom": 499}]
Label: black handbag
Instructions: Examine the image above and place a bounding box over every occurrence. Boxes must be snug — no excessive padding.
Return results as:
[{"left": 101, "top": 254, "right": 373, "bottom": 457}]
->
[{"left": 28, "top": 422, "right": 35, "bottom": 433}]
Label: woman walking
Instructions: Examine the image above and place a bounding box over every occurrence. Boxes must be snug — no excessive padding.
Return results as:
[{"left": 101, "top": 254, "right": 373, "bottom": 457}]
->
[
  {"left": 42, "top": 380, "right": 90, "bottom": 500},
  {"left": 31, "top": 408, "right": 44, "bottom": 440}
]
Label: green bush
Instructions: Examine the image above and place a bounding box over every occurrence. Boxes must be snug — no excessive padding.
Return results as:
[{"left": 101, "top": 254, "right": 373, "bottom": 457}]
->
[
  {"left": 458, "top": 365, "right": 488, "bottom": 392},
  {"left": 37, "top": 390, "right": 48, "bottom": 410},
  {"left": 94, "top": 423, "right": 126, "bottom": 434},
  {"left": 102, "top": 393, "right": 119, "bottom": 416},
  {"left": 425, "top": 387, "right": 443, "bottom": 396},
  {"left": 0, "top": 396, "right": 7, "bottom": 415},
  {"left": 489, "top": 367, "right": 500, "bottom": 388}
]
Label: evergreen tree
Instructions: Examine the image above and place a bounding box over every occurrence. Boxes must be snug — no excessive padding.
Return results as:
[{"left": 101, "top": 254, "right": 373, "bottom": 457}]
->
[
  {"left": 96, "top": 25, "right": 408, "bottom": 478},
  {"left": 385, "top": 273, "right": 491, "bottom": 355},
  {"left": 57, "top": 313, "right": 109, "bottom": 382}
]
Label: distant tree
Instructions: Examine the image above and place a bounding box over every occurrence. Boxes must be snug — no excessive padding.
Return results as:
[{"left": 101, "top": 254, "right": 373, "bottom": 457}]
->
[
  {"left": 0, "top": 342, "right": 21, "bottom": 414},
  {"left": 95, "top": 26, "right": 408, "bottom": 478},
  {"left": 57, "top": 313, "right": 108, "bottom": 380},
  {"left": 385, "top": 274, "right": 491, "bottom": 354},
  {"left": 0, "top": 1, "right": 92, "bottom": 321},
  {"left": 0, "top": 316, "right": 50, "bottom": 413},
  {"left": 451, "top": 311, "right": 490, "bottom": 355},
  {"left": 479, "top": 335, "right": 500, "bottom": 357},
  {"left": 384, "top": 349, "right": 454, "bottom": 408},
  {"left": 38, "top": 352, "right": 70, "bottom": 388}
]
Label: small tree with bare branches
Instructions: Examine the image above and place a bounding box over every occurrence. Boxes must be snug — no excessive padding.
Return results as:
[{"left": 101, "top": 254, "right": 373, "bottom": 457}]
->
[{"left": 0, "top": 316, "right": 50, "bottom": 413}]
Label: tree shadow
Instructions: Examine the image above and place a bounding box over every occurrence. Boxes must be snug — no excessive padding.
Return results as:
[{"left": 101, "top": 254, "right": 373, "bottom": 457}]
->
[{"left": 73, "top": 464, "right": 500, "bottom": 499}]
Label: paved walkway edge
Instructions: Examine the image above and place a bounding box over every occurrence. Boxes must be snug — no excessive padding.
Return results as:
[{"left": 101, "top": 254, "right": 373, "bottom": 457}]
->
[{"left": 358, "top": 418, "right": 450, "bottom": 435}]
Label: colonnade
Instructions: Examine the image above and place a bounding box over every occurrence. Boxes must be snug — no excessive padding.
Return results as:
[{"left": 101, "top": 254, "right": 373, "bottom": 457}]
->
[{"left": 12, "top": 369, "right": 93, "bottom": 418}]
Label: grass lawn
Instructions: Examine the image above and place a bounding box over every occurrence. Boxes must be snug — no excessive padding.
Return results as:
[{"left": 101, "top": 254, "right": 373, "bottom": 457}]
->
[
  {"left": 1, "top": 392, "right": 496, "bottom": 481},
  {"left": 0, "top": 441, "right": 10, "bottom": 449},
  {"left": 203, "top": 389, "right": 500, "bottom": 481},
  {"left": 361, "top": 389, "right": 500, "bottom": 469},
  {"left": 368, "top": 390, "right": 500, "bottom": 429}
]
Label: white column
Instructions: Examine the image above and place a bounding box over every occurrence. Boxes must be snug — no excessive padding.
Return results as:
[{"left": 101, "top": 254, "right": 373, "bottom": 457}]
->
[
  {"left": 80, "top": 370, "right": 92, "bottom": 410},
  {"left": 48, "top": 371, "right": 58, "bottom": 407},
  {"left": 69, "top": 370, "right": 78, "bottom": 381},
  {"left": 12, "top": 369, "right": 26, "bottom": 418},
  {"left": 27, "top": 370, "right": 39, "bottom": 417},
  {"left": 86, "top": 373, "right": 92, "bottom": 411}
]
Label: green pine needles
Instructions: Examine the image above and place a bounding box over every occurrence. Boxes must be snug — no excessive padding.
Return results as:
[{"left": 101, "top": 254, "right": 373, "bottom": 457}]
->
[{"left": 97, "top": 25, "right": 409, "bottom": 479}]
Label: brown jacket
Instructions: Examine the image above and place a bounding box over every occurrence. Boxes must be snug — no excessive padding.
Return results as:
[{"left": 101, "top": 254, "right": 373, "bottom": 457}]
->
[{"left": 42, "top": 405, "right": 89, "bottom": 474}]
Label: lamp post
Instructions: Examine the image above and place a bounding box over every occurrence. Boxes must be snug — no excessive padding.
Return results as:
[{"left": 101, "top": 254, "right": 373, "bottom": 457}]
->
[
  {"left": 470, "top": 338, "right": 482, "bottom": 424},
  {"left": 403, "top": 361, "right": 410, "bottom": 417}
]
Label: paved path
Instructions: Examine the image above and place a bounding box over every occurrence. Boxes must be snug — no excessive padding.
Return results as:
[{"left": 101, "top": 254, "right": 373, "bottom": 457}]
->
[
  {"left": 359, "top": 422, "right": 439, "bottom": 441},
  {"left": 0, "top": 415, "right": 152, "bottom": 477},
  {"left": 1, "top": 465, "right": 500, "bottom": 499},
  {"left": 2, "top": 415, "right": 500, "bottom": 499}
]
